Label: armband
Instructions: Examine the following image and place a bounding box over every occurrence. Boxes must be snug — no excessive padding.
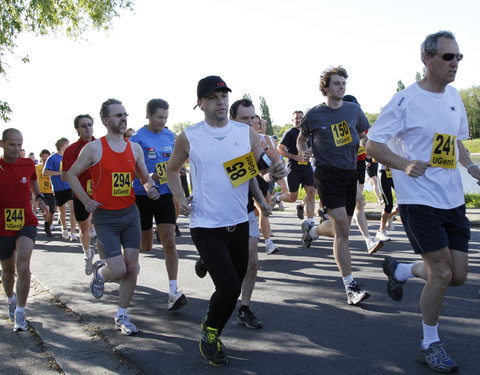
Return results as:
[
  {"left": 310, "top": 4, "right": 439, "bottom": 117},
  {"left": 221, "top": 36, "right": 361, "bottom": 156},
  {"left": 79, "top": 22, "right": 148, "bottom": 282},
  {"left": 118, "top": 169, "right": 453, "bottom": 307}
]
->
[{"left": 257, "top": 152, "right": 272, "bottom": 170}]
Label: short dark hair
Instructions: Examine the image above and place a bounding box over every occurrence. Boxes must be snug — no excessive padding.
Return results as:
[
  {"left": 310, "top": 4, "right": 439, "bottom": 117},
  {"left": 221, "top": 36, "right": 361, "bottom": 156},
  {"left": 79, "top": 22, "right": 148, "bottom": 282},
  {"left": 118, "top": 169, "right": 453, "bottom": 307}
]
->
[
  {"left": 146, "top": 99, "right": 169, "bottom": 116},
  {"left": 292, "top": 110, "right": 304, "bottom": 117},
  {"left": 39, "top": 149, "right": 50, "bottom": 157},
  {"left": 2, "top": 128, "right": 21, "bottom": 141},
  {"left": 55, "top": 137, "right": 69, "bottom": 152},
  {"left": 319, "top": 66, "right": 348, "bottom": 96},
  {"left": 100, "top": 99, "right": 122, "bottom": 118},
  {"left": 74, "top": 114, "right": 94, "bottom": 128},
  {"left": 230, "top": 99, "right": 254, "bottom": 119}
]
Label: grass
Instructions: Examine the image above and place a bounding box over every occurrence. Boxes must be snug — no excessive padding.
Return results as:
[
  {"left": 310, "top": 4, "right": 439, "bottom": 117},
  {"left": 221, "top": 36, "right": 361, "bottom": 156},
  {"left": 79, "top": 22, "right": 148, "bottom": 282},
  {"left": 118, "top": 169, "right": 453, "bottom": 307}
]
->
[
  {"left": 295, "top": 187, "right": 480, "bottom": 207},
  {"left": 463, "top": 139, "right": 480, "bottom": 154}
]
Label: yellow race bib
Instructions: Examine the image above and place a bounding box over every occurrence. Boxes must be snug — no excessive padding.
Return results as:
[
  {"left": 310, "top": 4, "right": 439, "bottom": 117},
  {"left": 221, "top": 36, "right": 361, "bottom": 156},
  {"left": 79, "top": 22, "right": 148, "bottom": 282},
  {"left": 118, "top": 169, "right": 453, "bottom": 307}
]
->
[
  {"left": 5, "top": 208, "right": 24, "bottom": 231},
  {"left": 155, "top": 161, "right": 168, "bottom": 185},
  {"left": 86, "top": 179, "right": 93, "bottom": 196},
  {"left": 223, "top": 152, "right": 259, "bottom": 188},
  {"left": 331, "top": 121, "right": 352, "bottom": 147},
  {"left": 385, "top": 167, "right": 392, "bottom": 178},
  {"left": 357, "top": 146, "right": 366, "bottom": 155},
  {"left": 112, "top": 172, "right": 132, "bottom": 196},
  {"left": 430, "top": 133, "right": 456, "bottom": 169}
]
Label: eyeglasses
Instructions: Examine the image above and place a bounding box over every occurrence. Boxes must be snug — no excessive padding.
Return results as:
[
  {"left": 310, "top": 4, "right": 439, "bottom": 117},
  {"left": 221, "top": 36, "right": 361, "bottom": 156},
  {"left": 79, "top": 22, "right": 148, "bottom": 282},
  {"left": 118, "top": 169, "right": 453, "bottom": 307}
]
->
[
  {"left": 105, "top": 112, "right": 129, "bottom": 118},
  {"left": 437, "top": 53, "right": 463, "bottom": 62},
  {"left": 79, "top": 123, "right": 93, "bottom": 128}
]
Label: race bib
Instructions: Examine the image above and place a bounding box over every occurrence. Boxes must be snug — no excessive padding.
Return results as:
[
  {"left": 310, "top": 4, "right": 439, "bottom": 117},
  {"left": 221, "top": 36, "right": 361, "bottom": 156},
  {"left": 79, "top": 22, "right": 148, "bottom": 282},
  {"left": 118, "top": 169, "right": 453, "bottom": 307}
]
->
[
  {"left": 357, "top": 146, "right": 366, "bottom": 155},
  {"left": 298, "top": 160, "right": 308, "bottom": 165},
  {"left": 112, "top": 172, "right": 132, "bottom": 196},
  {"left": 5, "top": 208, "right": 24, "bottom": 231},
  {"left": 86, "top": 179, "right": 93, "bottom": 196},
  {"left": 155, "top": 161, "right": 168, "bottom": 185},
  {"left": 41, "top": 177, "right": 51, "bottom": 190},
  {"left": 223, "top": 152, "right": 259, "bottom": 188},
  {"left": 331, "top": 121, "right": 352, "bottom": 147},
  {"left": 430, "top": 133, "right": 456, "bottom": 169},
  {"left": 385, "top": 167, "right": 392, "bottom": 178}
]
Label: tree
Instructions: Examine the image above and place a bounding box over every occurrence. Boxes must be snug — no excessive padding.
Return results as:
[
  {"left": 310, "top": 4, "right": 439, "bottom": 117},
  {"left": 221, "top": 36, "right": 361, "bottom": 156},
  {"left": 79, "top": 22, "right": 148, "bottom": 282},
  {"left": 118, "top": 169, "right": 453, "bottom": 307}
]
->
[
  {"left": 365, "top": 112, "right": 379, "bottom": 125},
  {"left": 243, "top": 93, "right": 252, "bottom": 101},
  {"left": 272, "top": 124, "right": 291, "bottom": 140},
  {"left": 259, "top": 96, "right": 273, "bottom": 135},
  {"left": 460, "top": 86, "right": 480, "bottom": 138},
  {"left": 171, "top": 121, "right": 193, "bottom": 136},
  {"left": 1, "top": 0, "right": 134, "bottom": 121},
  {"left": 396, "top": 80, "right": 405, "bottom": 92}
]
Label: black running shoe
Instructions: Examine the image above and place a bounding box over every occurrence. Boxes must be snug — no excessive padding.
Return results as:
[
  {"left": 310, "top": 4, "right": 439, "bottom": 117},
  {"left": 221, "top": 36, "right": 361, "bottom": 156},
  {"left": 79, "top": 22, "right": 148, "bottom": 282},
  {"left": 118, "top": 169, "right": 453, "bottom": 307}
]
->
[
  {"left": 199, "top": 326, "right": 228, "bottom": 366},
  {"left": 237, "top": 306, "right": 263, "bottom": 329},
  {"left": 44, "top": 222, "right": 52, "bottom": 237},
  {"left": 346, "top": 281, "right": 370, "bottom": 305},
  {"left": 195, "top": 258, "right": 208, "bottom": 278},
  {"left": 175, "top": 224, "right": 181, "bottom": 237},
  {"left": 382, "top": 256, "right": 406, "bottom": 301},
  {"left": 296, "top": 204, "right": 304, "bottom": 220}
]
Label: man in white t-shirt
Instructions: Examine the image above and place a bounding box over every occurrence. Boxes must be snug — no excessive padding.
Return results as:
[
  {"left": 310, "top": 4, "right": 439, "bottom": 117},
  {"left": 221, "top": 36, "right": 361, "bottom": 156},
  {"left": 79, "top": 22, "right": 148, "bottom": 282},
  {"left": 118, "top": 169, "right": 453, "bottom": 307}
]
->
[{"left": 367, "top": 31, "right": 480, "bottom": 374}]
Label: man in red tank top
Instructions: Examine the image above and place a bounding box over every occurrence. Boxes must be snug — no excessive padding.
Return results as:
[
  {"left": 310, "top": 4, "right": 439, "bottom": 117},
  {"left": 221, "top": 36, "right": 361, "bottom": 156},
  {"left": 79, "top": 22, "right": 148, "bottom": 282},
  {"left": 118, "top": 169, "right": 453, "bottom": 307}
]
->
[
  {"left": 66, "top": 99, "right": 160, "bottom": 336},
  {"left": 0, "top": 128, "right": 48, "bottom": 332}
]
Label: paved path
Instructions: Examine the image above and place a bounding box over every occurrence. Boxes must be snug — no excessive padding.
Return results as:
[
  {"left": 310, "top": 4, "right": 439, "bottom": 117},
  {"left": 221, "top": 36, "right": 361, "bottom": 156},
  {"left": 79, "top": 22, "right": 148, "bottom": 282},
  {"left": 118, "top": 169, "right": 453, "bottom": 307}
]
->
[{"left": 1, "top": 203, "right": 480, "bottom": 374}]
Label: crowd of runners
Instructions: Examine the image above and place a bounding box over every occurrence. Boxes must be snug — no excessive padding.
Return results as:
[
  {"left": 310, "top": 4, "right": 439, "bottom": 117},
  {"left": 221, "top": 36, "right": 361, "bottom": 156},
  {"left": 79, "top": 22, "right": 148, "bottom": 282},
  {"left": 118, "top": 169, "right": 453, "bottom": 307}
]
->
[{"left": 1, "top": 30, "right": 478, "bottom": 373}]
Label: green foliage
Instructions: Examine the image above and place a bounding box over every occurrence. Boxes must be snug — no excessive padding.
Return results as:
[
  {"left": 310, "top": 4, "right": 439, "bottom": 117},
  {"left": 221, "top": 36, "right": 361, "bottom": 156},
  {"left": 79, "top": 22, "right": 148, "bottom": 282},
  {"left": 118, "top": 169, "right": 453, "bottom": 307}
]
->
[
  {"left": 462, "top": 138, "right": 480, "bottom": 154},
  {"left": 465, "top": 193, "right": 480, "bottom": 208},
  {"left": 1, "top": 0, "right": 134, "bottom": 122},
  {"left": 171, "top": 121, "right": 193, "bottom": 136},
  {"left": 460, "top": 86, "right": 480, "bottom": 139},
  {"left": 365, "top": 112, "right": 379, "bottom": 125},
  {"left": 396, "top": 80, "right": 405, "bottom": 92},
  {"left": 243, "top": 93, "right": 252, "bottom": 100},
  {"left": 259, "top": 96, "right": 273, "bottom": 135},
  {"left": 272, "top": 124, "right": 291, "bottom": 140}
]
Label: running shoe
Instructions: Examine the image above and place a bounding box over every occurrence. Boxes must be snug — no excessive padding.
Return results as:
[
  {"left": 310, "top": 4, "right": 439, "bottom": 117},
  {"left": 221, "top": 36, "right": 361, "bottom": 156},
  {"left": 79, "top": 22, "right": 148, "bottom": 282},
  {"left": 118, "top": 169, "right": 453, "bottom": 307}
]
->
[
  {"left": 84, "top": 247, "right": 95, "bottom": 275},
  {"left": 114, "top": 314, "right": 139, "bottom": 336},
  {"left": 44, "top": 222, "right": 52, "bottom": 237},
  {"left": 237, "top": 306, "right": 263, "bottom": 329},
  {"left": 175, "top": 225, "right": 181, "bottom": 237},
  {"left": 270, "top": 192, "right": 280, "bottom": 209},
  {"left": 376, "top": 230, "right": 391, "bottom": 242},
  {"left": 199, "top": 326, "right": 228, "bottom": 366},
  {"left": 386, "top": 217, "right": 395, "bottom": 231},
  {"left": 168, "top": 290, "right": 188, "bottom": 311},
  {"left": 89, "top": 227, "right": 97, "bottom": 239},
  {"left": 195, "top": 258, "right": 208, "bottom": 278},
  {"left": 416, "top": 341, "right": 458, "bottom": 373},
  {"left": 382, "top": 256, "right": 406, "bottom": 301},
  {"left": 13, "top": 310, "right": 28, "bottom": 332},
  {"left": 296, "top": 204, "right": 304, "bottom": 220},
  {"left": 7, "top": 293, "right": 16, "bottom": 321},
  {"left": 346, "top": 281, "right": 370, "bottom": 305},
  {"left": 366, "top": 236, "right": 384, "bottom": 255},
  {"left": 90, "top": 260, "right": 106, "bottom": 299},
  {"left": 318, "top": 209, "right": 329, "bottom": 223},
  {"left": 265, "top": 241, "right": 279, "bottom": 255},
  {"left": 70, "top": 232, "right": 79, "bottom": 241},
  {"left": 278, "top": 201, "right": 285, "bottom": 211},
  {"left": 62, "top": 229, "right": 70, "bottom": 240},
  {"left": 301, "top": 220, "right": 315, "bottom": 248}
]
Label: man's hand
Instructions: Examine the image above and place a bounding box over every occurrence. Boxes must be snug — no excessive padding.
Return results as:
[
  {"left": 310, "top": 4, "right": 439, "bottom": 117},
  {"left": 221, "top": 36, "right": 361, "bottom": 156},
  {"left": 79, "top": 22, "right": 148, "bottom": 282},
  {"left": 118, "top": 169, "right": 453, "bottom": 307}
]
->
[
  {"left": 259, "top": 201, "right": 272, "bottom": 217},
  {"left": 269, "top": 160, "right": 287, "bottom": 180},
  {"left": 147, "top": 186, "right": 160, "bottom": 200},
  {"left": 404, "top": 160, "right": 430, "bottom": 178},
  {"left": 179, "top": 196, "right": 192, "bottom": 217},
  {"left": 84, "top": 199, "right": 102, "bottom": 213}
]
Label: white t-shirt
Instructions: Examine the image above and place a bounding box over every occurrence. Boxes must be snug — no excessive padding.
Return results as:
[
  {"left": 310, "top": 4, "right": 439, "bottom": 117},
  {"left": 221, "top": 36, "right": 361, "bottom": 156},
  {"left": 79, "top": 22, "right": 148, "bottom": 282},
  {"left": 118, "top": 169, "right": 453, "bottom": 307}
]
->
[
  {"left": 186, "top": 120, "right": 251, "bottom": 228},
  {"left": 368, "top": 83, "right": 468, "bottom": 209}
]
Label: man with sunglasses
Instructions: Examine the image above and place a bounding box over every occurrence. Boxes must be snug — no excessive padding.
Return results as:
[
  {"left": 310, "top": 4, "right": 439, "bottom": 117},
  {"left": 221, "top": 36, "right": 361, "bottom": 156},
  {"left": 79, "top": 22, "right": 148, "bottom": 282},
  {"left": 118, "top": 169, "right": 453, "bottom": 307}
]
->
[
  {"left": 66, "top": 99, "right": 160, "bottom": 336},
  {"left": 367, "top": 31, "right": 478, "bottom": 373},
  {"left": 62, "top": 114, "right": 96, "bottom": 275}
]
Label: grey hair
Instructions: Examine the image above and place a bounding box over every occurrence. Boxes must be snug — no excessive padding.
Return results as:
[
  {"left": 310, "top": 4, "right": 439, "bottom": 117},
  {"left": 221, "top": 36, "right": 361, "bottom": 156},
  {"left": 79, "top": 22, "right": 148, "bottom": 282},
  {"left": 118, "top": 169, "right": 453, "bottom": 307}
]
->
[{"left": 421, "top": 30, "right": 456, "bottom": 57}]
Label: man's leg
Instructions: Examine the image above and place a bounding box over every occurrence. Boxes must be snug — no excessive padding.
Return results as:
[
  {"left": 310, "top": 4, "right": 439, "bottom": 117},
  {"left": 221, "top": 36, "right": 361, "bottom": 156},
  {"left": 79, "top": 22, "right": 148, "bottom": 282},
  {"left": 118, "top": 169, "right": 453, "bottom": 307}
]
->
[
  {"left": 328, "top": 207, "right": 352, "bottom": 277},
  {"left": 140, "top": 229, "right": 153, "bottom": 251},
  {"left": 13, "top": 236, "right": 34, "bottom": 331},
  {"left": 67, "top": 199, "right": 78, "bottom": 239}
]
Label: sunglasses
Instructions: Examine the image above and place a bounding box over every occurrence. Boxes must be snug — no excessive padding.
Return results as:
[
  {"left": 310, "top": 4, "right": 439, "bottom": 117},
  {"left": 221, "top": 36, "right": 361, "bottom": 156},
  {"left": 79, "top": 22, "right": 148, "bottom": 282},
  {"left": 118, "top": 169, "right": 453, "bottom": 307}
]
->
[
  {"left": 437, "top": 53, "right": 463, "bottom": 62},
  {"left": 79, "top": 123, "right": 93, "bottom": 128},
  {"left": 106, "top": 112, "right": 129, "bottom": 118}
]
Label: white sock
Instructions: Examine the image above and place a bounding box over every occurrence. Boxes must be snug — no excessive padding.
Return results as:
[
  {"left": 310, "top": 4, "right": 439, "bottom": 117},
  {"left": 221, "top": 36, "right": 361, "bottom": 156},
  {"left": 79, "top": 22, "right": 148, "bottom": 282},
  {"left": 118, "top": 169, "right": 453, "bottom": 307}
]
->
[
  {"left": 306, "top": 217, "right": 314, "bottom": 224},
  {"left": 394, "top": 263, "right": 415, "bottom": 281},
  {"left": 422, "top": 322, "right": 440, "bottom": 348},
  {"left": 169, "top": 280, "right": 178, "bottom": 295},
  {"left": 7, "top": 295, "right": 16, "bottom": 304},
  {"left": 117, "top": 307, "right": 127, "bottom": 317},
  {"left": 15, "top": 306, "right": 25, "bottom": 313},
  {"left": 309, "top": 226, "right": 318, "bottom": 239},
  {"left": 342, "top": 275, "right": 354, "bottom": 290},
  {"left": 265, "top": 238, "right": 273, "bottom": 246}
]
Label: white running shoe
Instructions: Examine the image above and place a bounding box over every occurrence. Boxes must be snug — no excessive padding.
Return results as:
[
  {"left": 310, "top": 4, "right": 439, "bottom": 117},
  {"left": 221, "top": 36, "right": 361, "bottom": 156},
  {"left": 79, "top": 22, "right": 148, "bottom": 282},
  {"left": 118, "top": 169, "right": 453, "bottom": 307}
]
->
[
  {"left": 89, "top": 227, "right": 97, "bottom": 239},
  {"left": 168, "top": 290, "right": 188, "bottom": 311},
  {"left": 84, "top": 248, "right": 95, "bottom": 275},
  {"left": 70, "top": 232, "right": 79, "bottom": 241},
  {"left": 265, "top": 241, "right": 279, "bottom": 255},
  {"left": 62, "top": 229, "right": 70, "bottom": 240},
  {"left": 386, "top": 217, "right": 395, "bottom": 231},
  {"left": 7, "top": 293, "right": 16, "bottom": 321},
  {"left": 366, "top": 236, "right": 383, "bottom": 255},
  {"left": 114, "top": 314, "right": 138, "bottom": 336},
  {"left": 376, "top": 230, "right": 391, "bottom": 242},
  {"left": 14, "top": 310, "right": 28, "bottom": 332}
]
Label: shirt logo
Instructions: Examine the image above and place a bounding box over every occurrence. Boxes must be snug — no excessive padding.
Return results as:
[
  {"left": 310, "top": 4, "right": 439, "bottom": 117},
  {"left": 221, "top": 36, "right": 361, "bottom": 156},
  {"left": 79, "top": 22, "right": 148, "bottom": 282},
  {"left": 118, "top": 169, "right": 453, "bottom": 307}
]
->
[
  {"left": 450, "top": 106, "right": 456, "bottom": 111},
  {"left": 20, "top": 177, "right": 27, "bottom": 184}
]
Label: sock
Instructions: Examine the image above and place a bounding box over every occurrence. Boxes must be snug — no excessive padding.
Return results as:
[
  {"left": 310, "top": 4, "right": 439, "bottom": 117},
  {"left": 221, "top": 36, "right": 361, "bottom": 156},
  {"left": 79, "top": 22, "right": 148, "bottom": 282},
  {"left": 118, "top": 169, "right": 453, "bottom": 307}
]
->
[
  {"left": 422, "top": 322, "right": 439, "bottom": 348},
  {"left": 117, "top": 307, "right": 127, "bottom": 317},
  {"left": 306, "top": 218, "right": 314, "bottom": 224},
  {"left": 169, "top": 280, "right": 178, "bottom": 295},
  {"left": 7, "top": 295, "right": 16, "bottom": 304},
  {"left": 309, "top": 226, "right": 318, "bottom": 239},
  {"left": 342, "top": 275, "right": 354, "bottom": 290},
  {"left": 15, "top": 306, "right": 25, "bottom": 313},
  {"left": 394, "top": 263, "right": 415, "bottom": 281},
  {"left": 265, "top": 238, "right": 273, "bottom": 246}
]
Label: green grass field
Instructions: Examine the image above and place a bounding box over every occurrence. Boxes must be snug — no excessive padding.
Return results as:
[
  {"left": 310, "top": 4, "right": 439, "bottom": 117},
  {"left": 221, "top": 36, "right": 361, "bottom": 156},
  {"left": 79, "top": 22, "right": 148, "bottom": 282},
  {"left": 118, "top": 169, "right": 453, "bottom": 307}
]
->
[{"left": 463, "top": 138, "right": 480, "bottom": 154}]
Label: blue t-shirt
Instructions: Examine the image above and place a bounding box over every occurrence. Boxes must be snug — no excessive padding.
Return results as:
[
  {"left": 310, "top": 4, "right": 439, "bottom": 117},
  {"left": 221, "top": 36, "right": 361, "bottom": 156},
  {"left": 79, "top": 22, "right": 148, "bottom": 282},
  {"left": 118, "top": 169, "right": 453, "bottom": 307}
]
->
[
  {"left": 44, "top": 153, "right": 70, "bottom": 192},
  {"left": 130, "top": 125, "right": 175, "bottom": 196}
]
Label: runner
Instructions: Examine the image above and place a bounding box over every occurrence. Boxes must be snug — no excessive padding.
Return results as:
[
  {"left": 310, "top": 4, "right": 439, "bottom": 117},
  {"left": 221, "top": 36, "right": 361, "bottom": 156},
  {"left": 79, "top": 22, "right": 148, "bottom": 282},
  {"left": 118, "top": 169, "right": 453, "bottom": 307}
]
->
[
  {"left": 375, "top": 163, "right": 398, "bottom": 242},
  {"left": 166, "top": 75, "right": 286, "bottom": 366},
  {"left": 367, "top": 31, "right": 477, "bottom": 373},
  {"left": 130, "top": 98, "right": 187, "bottom": 311},
  {"left": 297, "top": 66, "right": 371, "bottom": 305},
  {"left": 43, "top": 138, "right": 78, "bottom": 241},
  {"left": 35, "top": 149, "right": 56, "bottom": 237},
  {"left": 1, "top": 128, "right": 48, "bottom": 331},
  {"left": 62, "top": 114, "right": 96, "bottom": 275},
  {"left": 66, "top": 98, "right": 160, "bottom": 335}
]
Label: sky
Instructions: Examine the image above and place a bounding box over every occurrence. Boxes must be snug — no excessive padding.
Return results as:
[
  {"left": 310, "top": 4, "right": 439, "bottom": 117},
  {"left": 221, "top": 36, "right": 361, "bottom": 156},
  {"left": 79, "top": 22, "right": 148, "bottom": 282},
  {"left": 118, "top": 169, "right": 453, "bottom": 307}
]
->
[{"left": 2, "top": 0, "right": 480, "bottom": 156}]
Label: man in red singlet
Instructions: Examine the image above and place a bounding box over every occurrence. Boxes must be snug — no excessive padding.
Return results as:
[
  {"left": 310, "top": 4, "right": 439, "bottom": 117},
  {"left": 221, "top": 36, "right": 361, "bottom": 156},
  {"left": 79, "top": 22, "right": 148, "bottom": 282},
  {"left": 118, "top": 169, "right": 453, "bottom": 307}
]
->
[
  {"left": 66, "top": 99, "right": 160, "bottom": 336},
  {"left": 0, "top": 128, "right": 48, "bottom": 331}
]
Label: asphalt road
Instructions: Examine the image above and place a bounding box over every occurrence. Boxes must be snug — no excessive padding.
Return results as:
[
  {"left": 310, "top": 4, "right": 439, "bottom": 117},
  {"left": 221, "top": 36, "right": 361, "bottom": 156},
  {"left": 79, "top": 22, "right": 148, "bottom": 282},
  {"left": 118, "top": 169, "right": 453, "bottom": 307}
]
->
[{"left": 1, "top": 204, "right": 480, "bottom": 375}]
